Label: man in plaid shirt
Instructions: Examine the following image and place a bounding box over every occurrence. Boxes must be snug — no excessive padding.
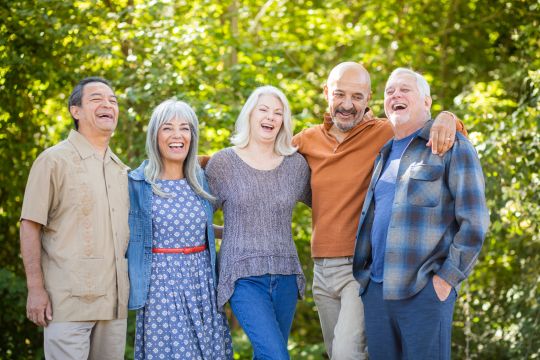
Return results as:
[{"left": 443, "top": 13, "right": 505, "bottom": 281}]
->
[{"left": 352, "top": 68, "right": 489, "bottom": 360}]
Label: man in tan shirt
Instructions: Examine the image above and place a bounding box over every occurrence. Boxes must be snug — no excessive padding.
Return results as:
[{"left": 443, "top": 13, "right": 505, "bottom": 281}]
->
[
  {"left": 20, "top": 77, "right": 130, "bottom": 359},
  {"left": 293, "top": 62, "right": 462, "bottom": 359}
]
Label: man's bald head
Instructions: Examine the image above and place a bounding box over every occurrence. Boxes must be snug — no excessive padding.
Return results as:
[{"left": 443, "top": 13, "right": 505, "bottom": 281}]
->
[
  {"left": 324, "top": 62, "right": 372, "bottom": 132},
  {"left": 327, "top": 62, "right": 371, "bottom": 90}
]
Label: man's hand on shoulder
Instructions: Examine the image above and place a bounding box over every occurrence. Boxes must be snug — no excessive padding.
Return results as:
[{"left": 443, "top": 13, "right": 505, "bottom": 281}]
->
[{"left": 427, "top": 111, "right": 458, "bottom": 156}]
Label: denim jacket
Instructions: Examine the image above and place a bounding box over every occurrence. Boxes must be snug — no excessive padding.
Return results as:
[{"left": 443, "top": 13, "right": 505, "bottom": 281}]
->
[{"left": 126, "top": 160, "right": 217, "bottom": 310}]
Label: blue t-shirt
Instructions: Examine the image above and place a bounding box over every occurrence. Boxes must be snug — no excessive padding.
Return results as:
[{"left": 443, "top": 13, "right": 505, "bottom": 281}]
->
[{"left": 370, "top": 131, "right": 418, "bottom": 283}]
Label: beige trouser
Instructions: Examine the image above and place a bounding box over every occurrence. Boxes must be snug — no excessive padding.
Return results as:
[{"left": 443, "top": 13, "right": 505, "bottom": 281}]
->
[
  {"left": 44, "top": 319, "right": 127, "bottom": 360},
  {"left": 313, "top": 257, "right": 368, "bottom": 360}
]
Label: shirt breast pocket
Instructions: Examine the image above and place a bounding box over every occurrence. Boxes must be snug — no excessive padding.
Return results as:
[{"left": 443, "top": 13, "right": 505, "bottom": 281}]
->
[{"left": 407, "top": 164, "right": 443, "bottom": 207}]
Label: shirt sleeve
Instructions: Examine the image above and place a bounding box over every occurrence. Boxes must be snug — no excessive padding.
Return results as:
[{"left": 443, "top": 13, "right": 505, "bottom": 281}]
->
[
  {"left": 436, "top": 135, "right": 489, "bottom": 287},
  {"left": 297, "top": 154, "right": 312, "bottom": 207},
  {"left": 20, "top": 152, "right": 56, "bottom": 226},
  {"left": 456, "top": 117, "right": 468, "bottom": 137},
  {"left": 205, "top": 154, "right": 225, "bottom": 210},
  {"left": 292, "top": 131, "right": 304, "bottom": 152}
]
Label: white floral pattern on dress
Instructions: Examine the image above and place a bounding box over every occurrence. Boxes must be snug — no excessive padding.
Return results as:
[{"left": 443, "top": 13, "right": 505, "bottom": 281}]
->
[{"left": 135, "top": 179, "right": 233, "bottom": 360}]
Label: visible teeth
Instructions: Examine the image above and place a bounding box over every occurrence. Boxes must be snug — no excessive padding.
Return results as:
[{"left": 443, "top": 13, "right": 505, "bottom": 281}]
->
[
  {"left": 169, "top": 143, "right": 184, "bottom": 148},
  {"left": 392, "top": 103, "right": 407, "bottom": 111},
  {"left": 262, "top": 124, "right": 274, "bottom": 129}
]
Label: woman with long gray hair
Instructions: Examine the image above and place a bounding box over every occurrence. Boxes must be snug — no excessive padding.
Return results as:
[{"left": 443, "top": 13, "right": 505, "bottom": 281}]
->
[{"left": 126, "top": 99, "right": 233, "bottom": 359}]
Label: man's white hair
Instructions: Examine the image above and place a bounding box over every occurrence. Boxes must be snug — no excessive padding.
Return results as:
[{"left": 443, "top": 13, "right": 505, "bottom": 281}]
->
[{"left": 386, "top": 67, "right": 431, "bottom": 98}]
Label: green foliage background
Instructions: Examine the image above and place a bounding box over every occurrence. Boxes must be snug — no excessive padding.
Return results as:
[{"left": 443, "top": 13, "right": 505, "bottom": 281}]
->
[{"left": 1, "top": 0, "right": 539, "bottom": 359}]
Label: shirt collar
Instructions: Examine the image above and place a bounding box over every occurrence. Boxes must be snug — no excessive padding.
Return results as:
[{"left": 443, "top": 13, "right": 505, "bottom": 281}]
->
[
  {"left": 380, "top": 119, "right": 434, "bottom": 154},
  {"left": 418, "top": 119, "right": 434, "bottom": 141},
  {"left": 67, "top": 129, "right": 121, "bottom": 165},
  {"left": 129, "top": 160, "right": 148, "bottom": 181}
]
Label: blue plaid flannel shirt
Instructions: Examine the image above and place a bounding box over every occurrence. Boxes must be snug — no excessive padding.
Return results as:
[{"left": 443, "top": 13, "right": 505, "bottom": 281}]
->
[{"left": 352, "top": 120, "right": 489, "bottom": 300}]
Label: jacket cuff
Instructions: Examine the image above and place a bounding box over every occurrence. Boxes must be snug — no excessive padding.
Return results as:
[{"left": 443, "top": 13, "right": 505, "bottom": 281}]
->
[{"left": 436, "top": 261, "right": 466, "bottom": 289}]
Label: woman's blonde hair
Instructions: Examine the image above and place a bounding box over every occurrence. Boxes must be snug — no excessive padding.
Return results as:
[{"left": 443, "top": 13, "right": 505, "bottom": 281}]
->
[{"left": 230, "top": 85, "right": 297, "bottom": 156}]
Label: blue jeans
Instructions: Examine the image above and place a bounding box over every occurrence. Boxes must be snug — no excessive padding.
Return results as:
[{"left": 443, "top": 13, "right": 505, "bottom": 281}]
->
[
  {"left": 362, "top": 277, "right": 457, "bottom": 360},
  {"left": 230, "top": 274, "right": 298, "bottom": 360}
]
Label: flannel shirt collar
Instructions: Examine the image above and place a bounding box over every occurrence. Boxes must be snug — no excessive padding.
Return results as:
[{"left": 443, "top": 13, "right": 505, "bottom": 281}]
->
[
  {"left": 417, "top": 119, "right": 434, "bottom": 142},
  {"left": 378, "top": 119, "right": 434, "bottom": 156}
]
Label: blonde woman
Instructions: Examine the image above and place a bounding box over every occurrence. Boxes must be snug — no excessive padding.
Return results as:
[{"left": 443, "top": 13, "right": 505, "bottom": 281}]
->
[{"left": 206, "top": 86, "right": 311, "bottom": 359}]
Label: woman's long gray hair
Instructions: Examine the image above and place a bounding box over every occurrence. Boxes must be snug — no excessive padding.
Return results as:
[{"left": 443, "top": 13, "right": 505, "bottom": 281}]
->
[{"left": 144, "top": 99, "right": 213, "bottom": 200}]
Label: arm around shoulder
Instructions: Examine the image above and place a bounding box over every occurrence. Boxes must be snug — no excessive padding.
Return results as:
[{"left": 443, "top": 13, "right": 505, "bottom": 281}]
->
[
  {"left": 297, "top": 153, "right": 312, "bottom": 207},
  {"left": 204, "top": 151, "right": 228, "bottom": 209},
  {"left": 429, "top": 111, "right": 468, "bottom": 156}
]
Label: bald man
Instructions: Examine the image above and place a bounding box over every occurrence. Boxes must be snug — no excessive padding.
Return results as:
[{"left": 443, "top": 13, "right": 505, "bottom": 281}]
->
[{"left": 293, "top": 62, "right": 463, "bottom": 359}]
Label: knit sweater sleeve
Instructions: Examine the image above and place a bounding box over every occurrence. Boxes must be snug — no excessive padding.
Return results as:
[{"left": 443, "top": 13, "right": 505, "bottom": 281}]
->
[
  {"left": 205, "top": 151, "right": 228, "bottom": 210},
  {"left": 295, "top": 153, "right": 312, "bottom": 207}
]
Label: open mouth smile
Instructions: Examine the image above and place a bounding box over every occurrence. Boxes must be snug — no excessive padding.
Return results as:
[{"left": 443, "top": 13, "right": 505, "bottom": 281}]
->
[
  {"left": 335, "top": 107, "right": 357, "bottom": 119},
  {"left": 169, "top": 142, "right": 185, "bottom": 150},
  {"left": 97, "top": 113, "right": 114, "bottom": 120},
  {"left": 391, "top": 103, "right": 407, "bottom": 111},
  {"left": 261, "top": 123, "right": 275, "bottom": 131}
]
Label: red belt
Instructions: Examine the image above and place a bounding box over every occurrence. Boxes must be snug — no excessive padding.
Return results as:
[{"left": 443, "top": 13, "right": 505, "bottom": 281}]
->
[{"left": 152, "top": 244, "right": 207, "bottom": 254}]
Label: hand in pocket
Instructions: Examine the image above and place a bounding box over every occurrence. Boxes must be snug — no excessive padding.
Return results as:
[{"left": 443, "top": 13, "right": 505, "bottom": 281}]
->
[{"left": 432, "top": 274, "right": 452, "bottom": 301}]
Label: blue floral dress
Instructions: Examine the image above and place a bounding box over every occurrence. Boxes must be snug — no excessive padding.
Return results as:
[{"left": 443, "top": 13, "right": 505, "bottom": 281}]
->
[{"left": 135, "top": 179, "right": 233, "bottom": 360}]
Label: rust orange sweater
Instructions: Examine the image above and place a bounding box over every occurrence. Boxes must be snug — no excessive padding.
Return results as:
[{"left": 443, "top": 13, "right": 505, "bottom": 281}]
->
[{"left": 294, "top": 115, "right": 393, "bottom": 258}]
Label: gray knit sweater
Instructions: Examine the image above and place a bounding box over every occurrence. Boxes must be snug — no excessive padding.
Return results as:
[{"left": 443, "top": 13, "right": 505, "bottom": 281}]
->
[{"left": 206, "top": 147, "right": 311, "bottom": 308}]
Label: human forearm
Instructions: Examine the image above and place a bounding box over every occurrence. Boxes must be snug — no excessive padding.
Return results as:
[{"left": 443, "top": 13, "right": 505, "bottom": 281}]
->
[
  {"left": 428, "top": 111, "right": 468, "bottom": 155},
  {"left": 20, "top": 219, "right": 45, "bottom": 289},
  {"left": 20, "top": 219, "right": 52, "bottom": 326}
]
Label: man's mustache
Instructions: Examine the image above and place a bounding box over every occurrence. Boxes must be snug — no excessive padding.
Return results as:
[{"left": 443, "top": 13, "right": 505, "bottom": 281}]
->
[{"left": 335, "top": 107, "right": 357, "bottom": 115}]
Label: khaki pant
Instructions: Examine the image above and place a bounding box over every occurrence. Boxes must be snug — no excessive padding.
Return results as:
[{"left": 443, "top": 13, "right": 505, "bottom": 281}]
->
[
  {"left": 44, "top": 319, "right": 127, "bottom": 360},
  {"left": 313, "top": 257, "right": 368, "bottom": 360}
]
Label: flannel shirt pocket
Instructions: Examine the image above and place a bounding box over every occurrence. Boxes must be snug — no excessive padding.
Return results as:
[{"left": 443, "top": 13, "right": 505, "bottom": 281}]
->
[{"left": 407, "top": 164, "right": 443, "bottom": 207}]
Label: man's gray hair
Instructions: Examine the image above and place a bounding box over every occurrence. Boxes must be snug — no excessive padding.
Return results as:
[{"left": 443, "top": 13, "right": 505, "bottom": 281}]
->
[
  {"left": 386, "top": 68, "right": 431, "bottom": 98},
  {"left": 144, "top": 99, "right": 214, "bottom": 200},
  {"left": 230, "top": 85, "right": 297, "bottom": 156}
]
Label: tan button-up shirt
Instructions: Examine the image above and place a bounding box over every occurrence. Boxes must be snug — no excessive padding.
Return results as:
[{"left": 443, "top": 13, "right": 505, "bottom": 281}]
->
[{"left": 21, "top": 130, "right": 130, "bottom": 321}]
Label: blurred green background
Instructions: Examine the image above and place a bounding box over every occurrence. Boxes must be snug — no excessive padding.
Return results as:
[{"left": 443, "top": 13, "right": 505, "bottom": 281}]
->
[{"left": 1, "top": 0, "right": 539, "bottom": 358}]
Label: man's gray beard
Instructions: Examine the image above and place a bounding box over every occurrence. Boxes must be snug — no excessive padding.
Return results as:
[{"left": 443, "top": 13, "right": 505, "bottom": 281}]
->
[
  {"left": 389, "top": 113, "right": 410, "bottom": 128},
  {"left": 332, "top": 117, "right": 361, "bottom": 132}
]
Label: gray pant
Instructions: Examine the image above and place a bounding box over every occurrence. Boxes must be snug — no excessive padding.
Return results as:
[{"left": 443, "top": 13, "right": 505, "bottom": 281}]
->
[
  {"left": 313, "top": 257, "right": 368, "bottom": 360},
  {"left": 44, "top": 319, "right": 127, "bottom": 360}
]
